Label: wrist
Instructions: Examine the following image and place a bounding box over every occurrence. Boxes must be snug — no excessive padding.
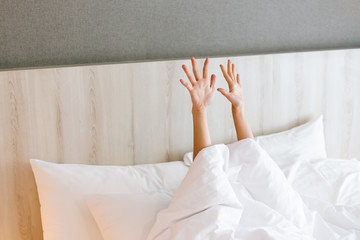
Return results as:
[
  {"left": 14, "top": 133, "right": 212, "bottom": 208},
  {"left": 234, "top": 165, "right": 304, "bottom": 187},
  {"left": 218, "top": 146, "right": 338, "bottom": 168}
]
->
[
  {"left": 192, "top": 106, "right": 207, "bottom": 115},
  {"left": 232, "top": 105, "right": 245, "bottom": 114}
]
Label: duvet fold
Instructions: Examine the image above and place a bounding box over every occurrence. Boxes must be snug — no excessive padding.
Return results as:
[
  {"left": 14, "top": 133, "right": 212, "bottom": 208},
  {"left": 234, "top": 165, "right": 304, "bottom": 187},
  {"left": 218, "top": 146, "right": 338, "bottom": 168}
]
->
[
  {"left": 146, "top": 144, "right": 242, "bottom": 240},
  {"left": 147, "top": 139, "right": 360, "bottom": 240}
]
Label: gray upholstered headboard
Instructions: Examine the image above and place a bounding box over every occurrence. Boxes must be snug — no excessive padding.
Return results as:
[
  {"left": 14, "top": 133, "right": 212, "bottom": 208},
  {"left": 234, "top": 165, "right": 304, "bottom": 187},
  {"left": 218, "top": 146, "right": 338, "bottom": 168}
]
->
[{"left": 1, "top": 0, "right": 360, "bottom": 70}]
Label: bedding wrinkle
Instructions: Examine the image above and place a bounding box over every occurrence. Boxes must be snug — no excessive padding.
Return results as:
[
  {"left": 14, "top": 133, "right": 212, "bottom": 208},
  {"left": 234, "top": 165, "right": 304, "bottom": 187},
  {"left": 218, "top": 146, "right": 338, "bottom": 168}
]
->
[{"left": 147, "top": 139, "right": 360, "bottom": 240}]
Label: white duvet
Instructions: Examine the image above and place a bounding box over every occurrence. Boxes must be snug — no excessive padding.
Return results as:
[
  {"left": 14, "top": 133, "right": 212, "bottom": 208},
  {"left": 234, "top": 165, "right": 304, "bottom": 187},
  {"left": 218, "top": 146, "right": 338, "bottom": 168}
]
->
[{"left": 146, "top": 139, "right": 360, "bottom": 240}]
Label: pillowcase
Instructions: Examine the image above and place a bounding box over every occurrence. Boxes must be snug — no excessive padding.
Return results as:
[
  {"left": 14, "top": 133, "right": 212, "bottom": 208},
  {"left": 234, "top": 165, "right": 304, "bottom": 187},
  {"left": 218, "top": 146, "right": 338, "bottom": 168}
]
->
[
  {"left": 30, "top": 159, "right": 188, "bottom": 240},
  {"left": 184, "top": 115, "right": 327, "bottom": 171},
  {"left": 85, "top": 192, "right": 172, "bottom": 240},
  {"left": 256, "top": 115, "right": 327, "bottom": 171}
]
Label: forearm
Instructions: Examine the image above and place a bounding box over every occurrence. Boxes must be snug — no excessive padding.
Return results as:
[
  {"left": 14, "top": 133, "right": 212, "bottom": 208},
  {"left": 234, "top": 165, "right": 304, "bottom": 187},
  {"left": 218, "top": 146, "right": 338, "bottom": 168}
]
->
[
  {"left": 232, "top": 106, "right": 254, "bottom": 141},
  {"left": 192, "top": 108, "right": 211, "bottom": 160}
]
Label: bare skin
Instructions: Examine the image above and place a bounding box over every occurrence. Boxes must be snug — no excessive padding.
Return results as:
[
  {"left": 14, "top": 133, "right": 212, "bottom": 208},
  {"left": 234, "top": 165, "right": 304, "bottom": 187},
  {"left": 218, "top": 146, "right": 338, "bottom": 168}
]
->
[
  {"left": 180, "top": 57, "right": 253, "bottom": 160},
  {"left": 180, "top": 57, "right": 216, "bottom": 159},
  {"left": 218, "top": 59, "right": 254, "bottom": 141}
]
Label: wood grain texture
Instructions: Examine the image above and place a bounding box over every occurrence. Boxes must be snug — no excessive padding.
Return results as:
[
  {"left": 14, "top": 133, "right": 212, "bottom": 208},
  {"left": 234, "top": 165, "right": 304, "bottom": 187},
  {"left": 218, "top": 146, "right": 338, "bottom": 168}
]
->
[{"left": 0, "top": 48, "right": 360, "bottom": 240}]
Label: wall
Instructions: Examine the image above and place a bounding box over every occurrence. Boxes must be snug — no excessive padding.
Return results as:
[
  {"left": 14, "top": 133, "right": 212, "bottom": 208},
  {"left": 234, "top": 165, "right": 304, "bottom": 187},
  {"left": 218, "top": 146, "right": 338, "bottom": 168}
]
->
[
  {"left": 0, "top": 49, "right": 360, "bottom": 239},
  {"left": 1, "top": 0, "right": 360, "bottom": 70}
]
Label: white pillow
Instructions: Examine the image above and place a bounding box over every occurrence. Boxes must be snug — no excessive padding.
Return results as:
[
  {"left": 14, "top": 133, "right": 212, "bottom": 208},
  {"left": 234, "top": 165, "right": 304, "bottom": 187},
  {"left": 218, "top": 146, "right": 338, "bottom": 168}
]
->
[
  {"left": 85, "top": 192, "right": 172, "bottom": 240},
  {"left": 30, "top": 159, "right": 188, "bottom": 240},
  {"left": 184, "top": 116, "right": 327, "bottom": 170},
  {"left": 256, "top": 115, "right": 327, "bottom": 170}
]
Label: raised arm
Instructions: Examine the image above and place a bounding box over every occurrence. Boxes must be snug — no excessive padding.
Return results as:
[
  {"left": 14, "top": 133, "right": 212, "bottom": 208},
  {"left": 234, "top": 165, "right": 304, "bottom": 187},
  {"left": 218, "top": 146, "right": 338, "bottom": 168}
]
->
[
  {"left": 180, "top": 57, "right": 216, "bottom": 159},
  {"left": 218, "top": 60, "right": 254, "bottom": 141}
]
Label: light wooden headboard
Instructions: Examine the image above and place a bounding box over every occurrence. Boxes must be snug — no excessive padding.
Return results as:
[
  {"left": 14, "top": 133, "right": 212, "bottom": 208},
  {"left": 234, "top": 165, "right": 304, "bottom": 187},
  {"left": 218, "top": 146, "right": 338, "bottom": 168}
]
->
[{"left": 1, "top": 49, "right": 360, "bottom": 240}]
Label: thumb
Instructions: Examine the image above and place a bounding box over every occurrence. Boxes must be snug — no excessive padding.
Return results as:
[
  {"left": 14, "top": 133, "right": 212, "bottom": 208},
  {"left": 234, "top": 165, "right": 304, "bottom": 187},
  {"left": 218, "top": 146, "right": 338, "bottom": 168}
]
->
[{"left": 217, "top": 88, "right": 232, "bottom": 101}]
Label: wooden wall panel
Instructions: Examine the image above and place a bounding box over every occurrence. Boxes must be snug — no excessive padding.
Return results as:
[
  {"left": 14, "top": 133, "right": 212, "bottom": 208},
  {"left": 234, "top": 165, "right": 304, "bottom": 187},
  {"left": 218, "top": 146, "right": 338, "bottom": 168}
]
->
[{"left": 0, "top": 48, "right": 360, "bottom": 240}]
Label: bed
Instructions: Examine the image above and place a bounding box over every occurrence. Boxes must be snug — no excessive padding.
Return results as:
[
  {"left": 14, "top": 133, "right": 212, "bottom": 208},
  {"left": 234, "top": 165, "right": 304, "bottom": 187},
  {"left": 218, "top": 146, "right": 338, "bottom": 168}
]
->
[
  {"left": 1, "top": 48, "right": 360, "bottom": 239},
  {"left": 29, "top": 116, "right": 360, "bottom": 239}
]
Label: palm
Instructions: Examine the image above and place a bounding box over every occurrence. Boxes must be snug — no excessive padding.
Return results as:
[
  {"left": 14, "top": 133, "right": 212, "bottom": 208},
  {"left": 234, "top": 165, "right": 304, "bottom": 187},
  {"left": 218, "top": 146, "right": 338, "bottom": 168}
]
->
[
  {"left": 180, "top": 57, "right": 216, "bottom": 111},
  {"left": 227, "top": 83, "right": 243, "bottom": 106},
  {"left": 190, "top": 81, "right": 214, "bottom": 109}
]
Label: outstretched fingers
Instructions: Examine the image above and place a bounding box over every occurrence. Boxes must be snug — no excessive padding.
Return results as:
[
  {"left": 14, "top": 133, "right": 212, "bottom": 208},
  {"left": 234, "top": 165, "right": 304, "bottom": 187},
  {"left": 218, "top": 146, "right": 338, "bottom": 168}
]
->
[
  {"left": 210, "top": 74, "right": 216, "bottom": 90},
  {"left": 227, "top": 60, "right": 234, "bottom": 79},
  {"left": 220, "top": 64, "right": 233, "bottom": 86},
  {"left": 203, "top": 57, "right": 209, "bottom": 79},
  {"left": 180, "top": 79, "right": 193, "bottom": 92},
  {"left": 236, "top": 74, "right": 241, "bottom": 85},
  {"left": 182, "top": 64, "right": 196, "bottom": 85},
  {"left": 191, "top": 57, "right": 201, "bottom": 80}
]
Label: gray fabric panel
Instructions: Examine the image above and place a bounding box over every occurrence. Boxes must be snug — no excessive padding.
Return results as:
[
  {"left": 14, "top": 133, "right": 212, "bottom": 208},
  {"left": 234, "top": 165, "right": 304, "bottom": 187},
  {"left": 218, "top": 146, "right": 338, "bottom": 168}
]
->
[{"left": 1, "top": 0, "right": 360, "bottom": 70}]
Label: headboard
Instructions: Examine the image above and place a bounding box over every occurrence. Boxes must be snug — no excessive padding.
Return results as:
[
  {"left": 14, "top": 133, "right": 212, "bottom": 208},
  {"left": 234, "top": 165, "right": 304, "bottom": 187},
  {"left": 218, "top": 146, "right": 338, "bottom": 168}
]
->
[
  {"left": 1, "top": 0, "right": 360, "bottom": 70},
  {"left": 1, "top": 48, "right": 360, "bottom": 239}
]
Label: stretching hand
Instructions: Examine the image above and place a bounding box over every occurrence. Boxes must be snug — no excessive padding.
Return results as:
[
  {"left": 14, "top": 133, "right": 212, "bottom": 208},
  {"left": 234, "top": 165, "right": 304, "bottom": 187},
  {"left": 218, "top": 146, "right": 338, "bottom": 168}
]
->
[
  {"left": 180, "top": 57, "right": 216, "bottom": 112},
  {"left": 218, "top": 59, "right": 253, "bottom": 140},
  {"left": 180, "top": 57, "right": 215, "bottom": 159},
  {"left": 218, "top": 60, "right": 245, "bottom": 112}
]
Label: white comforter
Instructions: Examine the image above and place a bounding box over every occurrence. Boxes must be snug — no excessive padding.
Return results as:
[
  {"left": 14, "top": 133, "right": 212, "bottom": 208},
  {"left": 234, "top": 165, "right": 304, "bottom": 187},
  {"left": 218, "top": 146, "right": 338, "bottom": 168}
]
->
[{"left": 146, "top": 139, "right": 360, "bottom": 240}]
